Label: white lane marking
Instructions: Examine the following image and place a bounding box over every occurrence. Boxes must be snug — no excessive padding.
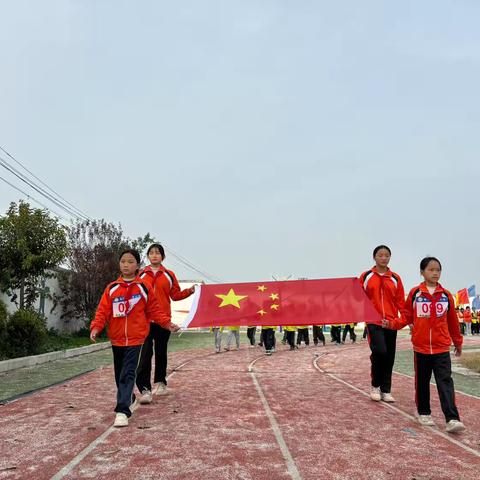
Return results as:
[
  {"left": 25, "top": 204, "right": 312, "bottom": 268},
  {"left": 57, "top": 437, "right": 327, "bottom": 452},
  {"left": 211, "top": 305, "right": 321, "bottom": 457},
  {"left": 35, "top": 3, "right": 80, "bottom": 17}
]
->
[
  {"left": 393, "top": 370, "right": 480, "bottom": 399},
  {"left": 312, "top": 354, "right": 480, "bottom": 459},
  {"left": 249, "top": 355, "right": 302, "bottom": 480},
  {"left": 50, "top": 357, "right": 201, "bottom": 480}
]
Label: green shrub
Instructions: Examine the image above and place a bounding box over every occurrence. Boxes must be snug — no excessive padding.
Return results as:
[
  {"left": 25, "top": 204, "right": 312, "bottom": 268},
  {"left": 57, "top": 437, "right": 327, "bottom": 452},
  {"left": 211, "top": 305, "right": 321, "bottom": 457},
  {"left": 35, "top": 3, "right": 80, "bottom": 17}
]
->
[
  {"left": 6, "top": 309, "right": 47, "bottom": 358},
  {"left": 0, "top": 300, "right": 8, "bottom": 360}
]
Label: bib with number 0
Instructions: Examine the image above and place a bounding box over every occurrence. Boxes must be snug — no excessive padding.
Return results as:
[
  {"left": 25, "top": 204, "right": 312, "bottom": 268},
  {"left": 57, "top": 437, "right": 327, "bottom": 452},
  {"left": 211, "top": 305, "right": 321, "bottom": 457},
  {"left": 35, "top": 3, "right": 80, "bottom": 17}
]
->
[{"left": 112, "top": 294, "right": 141, "bottom": 318}]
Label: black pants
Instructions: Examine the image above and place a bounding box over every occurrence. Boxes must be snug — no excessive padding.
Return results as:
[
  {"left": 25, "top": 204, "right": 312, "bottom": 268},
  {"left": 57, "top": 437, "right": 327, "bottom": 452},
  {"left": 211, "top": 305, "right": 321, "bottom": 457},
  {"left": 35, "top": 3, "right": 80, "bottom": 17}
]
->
[
  {"left": 331, "top": 326, "right": 342, "bottom": 344},
  {"left": 286, "top": 330, "right": 296, "bottom": 349},
  {"left": 312, "top": 326, "right": 325, "bottom": 345},
  {"left": 258, "top": 330, "right": 264, "bottom": 346},
  {"left": 342, "top": 324, "right": 357, "bottom": 343},
  {"left": 414, "top": 351, "right": 460, "bottom": 422},
  {"left": 297, "top": 328, "right": 310, "bottom": 345},
  {"left": 247, "top": 327, "right": 256, "bottom": 345},
  {"left": 136, "top": 323, "right": 171, "bottom": 392},
  {"left": 367, "top": 324, "right": 397, "bottom": 393},
  {"left": 263, "top": 328, "right": 275, "bottom": 351},
  {"left": 112, "top": 345, "right": 143, "bottom": 417}
]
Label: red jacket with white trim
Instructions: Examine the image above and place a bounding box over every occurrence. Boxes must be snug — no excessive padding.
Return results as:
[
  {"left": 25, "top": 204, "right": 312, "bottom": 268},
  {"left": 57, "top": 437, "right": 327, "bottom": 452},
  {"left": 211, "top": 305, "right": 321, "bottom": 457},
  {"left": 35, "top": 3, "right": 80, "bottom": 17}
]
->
[
  {"left": 389, "top": 282, "right": 463, "bottom": 355},
  {"left": 359, "top": 266, "right": 405, "bottom": 321},
  {"left": 139, "top": 265, "right": 193, "bottom": 321},
  {"left": 90, "top": 276, "right": 172, "bottom": 347}
]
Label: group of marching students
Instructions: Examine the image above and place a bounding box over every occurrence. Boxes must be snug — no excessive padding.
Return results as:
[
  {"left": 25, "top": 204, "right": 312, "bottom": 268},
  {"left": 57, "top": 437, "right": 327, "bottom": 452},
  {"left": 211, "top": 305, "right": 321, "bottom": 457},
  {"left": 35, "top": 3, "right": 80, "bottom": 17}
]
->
[
  {"left": 90, "top": 243, "right": 467, "bottom": 434},
  {"left": 456, "top": 306, "right": 480, "bottom": 336},
  {"left": 90, "top": 244, "right": 195, "bottom": 428},
  {"left": 212, "top": 323, "right": 358, "bottom": 354}
]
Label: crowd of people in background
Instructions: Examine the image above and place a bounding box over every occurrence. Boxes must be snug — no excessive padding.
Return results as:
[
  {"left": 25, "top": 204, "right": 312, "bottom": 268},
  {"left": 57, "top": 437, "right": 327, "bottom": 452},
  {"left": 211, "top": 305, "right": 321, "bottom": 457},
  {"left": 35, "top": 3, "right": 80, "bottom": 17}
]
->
[
  {"left": 213, "top": 323, "right": 359, "bottom": 354},
  {"left": 456, "top": 306, "right": 480, "bottom": 335}
]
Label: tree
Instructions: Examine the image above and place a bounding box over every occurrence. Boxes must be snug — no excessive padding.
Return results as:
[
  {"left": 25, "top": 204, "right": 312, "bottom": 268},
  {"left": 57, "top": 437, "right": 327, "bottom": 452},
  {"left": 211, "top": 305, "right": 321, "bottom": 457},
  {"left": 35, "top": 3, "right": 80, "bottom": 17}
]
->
[
  {"left": 57, "top": 219, "right": 155, "bottom": 329},
  {"left": 0, "top": 201, "right": 67, "bottom": 309}
]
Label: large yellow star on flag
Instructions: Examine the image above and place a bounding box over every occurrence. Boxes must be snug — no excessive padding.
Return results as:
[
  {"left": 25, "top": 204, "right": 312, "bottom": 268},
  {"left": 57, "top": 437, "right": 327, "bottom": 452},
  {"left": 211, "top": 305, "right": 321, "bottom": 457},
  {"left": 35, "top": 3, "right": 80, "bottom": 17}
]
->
[{"left": 215, "top": 289, "right": 248, "bottom": 309}]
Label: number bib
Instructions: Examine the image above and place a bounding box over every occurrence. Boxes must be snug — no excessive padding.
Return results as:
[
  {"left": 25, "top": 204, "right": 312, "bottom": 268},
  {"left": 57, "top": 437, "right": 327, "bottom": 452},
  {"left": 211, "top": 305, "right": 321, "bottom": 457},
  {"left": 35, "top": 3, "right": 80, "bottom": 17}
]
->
[
  {"left": 415, "top": 296, "right": 448, "bottom": 318},
  {"left": 112, "top": 294, "right": 141, "bottom": 317}
]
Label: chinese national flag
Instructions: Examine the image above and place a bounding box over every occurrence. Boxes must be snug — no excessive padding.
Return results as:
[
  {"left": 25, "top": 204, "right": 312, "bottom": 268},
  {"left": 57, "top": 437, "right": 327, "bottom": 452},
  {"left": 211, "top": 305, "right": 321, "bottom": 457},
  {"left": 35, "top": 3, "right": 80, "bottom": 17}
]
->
[
  {"left": 183, "top": 277, "right": 381, "bottom": 328},
  {"left": 456, "top": 288, "right": 469, "bottom": 305}
]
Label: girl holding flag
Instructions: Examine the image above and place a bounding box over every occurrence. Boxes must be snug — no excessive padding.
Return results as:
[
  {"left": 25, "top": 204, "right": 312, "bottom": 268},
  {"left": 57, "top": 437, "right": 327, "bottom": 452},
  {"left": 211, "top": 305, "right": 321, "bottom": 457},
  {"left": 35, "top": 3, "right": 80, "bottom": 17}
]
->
[
  {"left": 90, "top": 249, "right": 179, "bottom": 427},
  {"left": 383, "top": 257, "right": 465, "bottom": 433},
  {"left": 359, "top": 245, "right": 405, "bottom": 403},
  {"left": 136, "top": 244, "right": 195, "bottom": 403}
]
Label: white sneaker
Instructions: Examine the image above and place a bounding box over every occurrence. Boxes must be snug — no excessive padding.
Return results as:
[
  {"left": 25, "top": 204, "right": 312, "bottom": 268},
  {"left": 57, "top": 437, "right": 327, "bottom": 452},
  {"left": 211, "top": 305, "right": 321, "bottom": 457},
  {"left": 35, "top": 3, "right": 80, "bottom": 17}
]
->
[
  {"left": 113, "top": 413, "right": 129, "bottom": 427},
  {"left": 381, "top": 392, "right": 395, "bottom": 403},
  {"left": 154, "top": 383, "right": 168, "bottom": 396},
  {"left": 370, "top": 387, "right": 381, "bottom": 402},
  {"left": 445, "top": 420, "right": 466, "bottom": 433},
  {"left": 138, "top": 389, "right": 152, "bottom": 404},
  {"left": 417, "top": 414, "right": 435, "bottom": 426}
]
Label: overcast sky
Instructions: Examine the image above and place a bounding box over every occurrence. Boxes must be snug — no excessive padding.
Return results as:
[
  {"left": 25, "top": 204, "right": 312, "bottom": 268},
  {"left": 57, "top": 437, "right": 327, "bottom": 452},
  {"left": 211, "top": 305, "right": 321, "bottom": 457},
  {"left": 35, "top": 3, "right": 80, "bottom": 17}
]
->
[{"left": 0, "top": 0, "right": 479, "bottom": 291}]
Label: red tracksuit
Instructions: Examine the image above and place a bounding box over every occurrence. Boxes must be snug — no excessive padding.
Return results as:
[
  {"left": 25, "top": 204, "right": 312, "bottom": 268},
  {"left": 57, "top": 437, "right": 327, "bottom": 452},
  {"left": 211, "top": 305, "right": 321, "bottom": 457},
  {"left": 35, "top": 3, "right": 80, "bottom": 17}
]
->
[
  {"left": 389, "top": 282, "right": 463, "bottom": 421},
  {"left": 359, "top": 266, "right": 405, "bottom": 393},
  {"left": 136, "top": 265, "right": 193, "bottom": 391}
]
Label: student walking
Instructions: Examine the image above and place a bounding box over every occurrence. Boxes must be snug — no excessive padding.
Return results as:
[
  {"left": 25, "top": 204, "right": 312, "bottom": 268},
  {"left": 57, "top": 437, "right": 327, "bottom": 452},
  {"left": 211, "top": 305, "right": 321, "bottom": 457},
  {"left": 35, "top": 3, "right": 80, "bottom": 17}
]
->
[
  {"left": 384, "top": 257, "right": 465, "bottom": 433},
  {"left": 136, "top": 244, "right": 194, "bottom": 403},
  {"left": 463, "top": 306, "right": 472, "bottom": 335},
  {"left": 359, "top": 245, "right": 405, "bottom": 403},
  {"left": 284, "top": 326, "right": 297, "bottom": 350},
  {"left": 225, "top": 326, "right": 240, "bottom": 351},
  {"left": 262, "top": 326, "right": 276, "bottom": 355},
  {"left": 312, "top": 325, "right": 326, "bottom": 346},
  {"left": 330, "top": 324, "right": 342, "bottom": 345},
  {"left": 247, "top": 326, "right": 256, "bottom": 346},
  {"left": 211, "top": 326, "right": 223, "bottom": 353},
  {"left": 90, "top": 249, "right": 179, "bottom": 427},
  {"left": 296, "top": 326, "right": 310, "bottom": 347},
  {"left": 342, "top": 323, "right": 357, "bottom": 343}
]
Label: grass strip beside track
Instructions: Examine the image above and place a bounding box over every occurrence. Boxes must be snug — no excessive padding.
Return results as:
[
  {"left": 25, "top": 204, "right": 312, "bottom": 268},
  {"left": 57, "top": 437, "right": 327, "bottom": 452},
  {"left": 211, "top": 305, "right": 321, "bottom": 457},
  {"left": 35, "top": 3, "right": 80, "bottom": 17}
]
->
[{"left": 0, "top": 332, "right": 215, "bottom": 402}]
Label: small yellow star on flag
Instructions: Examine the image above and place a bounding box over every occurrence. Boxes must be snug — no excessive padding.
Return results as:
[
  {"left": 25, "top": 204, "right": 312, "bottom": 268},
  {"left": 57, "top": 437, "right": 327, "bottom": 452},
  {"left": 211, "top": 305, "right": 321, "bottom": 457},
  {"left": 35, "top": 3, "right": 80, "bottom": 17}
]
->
[
  {"left": 269, "top": 293, "right": 279, "bottom": 300},
  {"left": 270, "top": 304, "right": 279, "bottom": 310},
  {"left": 215, "top": 289, "right": 248, "bottom": 309},
  {"left": 257, "top": 285, "right": 267, "bottom": 292},
  {"left": 258, "top": 309, "right": 267, "bottom": 316}
]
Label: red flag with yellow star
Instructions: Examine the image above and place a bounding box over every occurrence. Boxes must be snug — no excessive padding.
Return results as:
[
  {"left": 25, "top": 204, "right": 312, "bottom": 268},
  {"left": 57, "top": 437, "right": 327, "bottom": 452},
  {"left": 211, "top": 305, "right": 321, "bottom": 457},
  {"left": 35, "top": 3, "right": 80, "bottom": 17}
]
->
[{"left": 183, "top": 277, "right": 381, "bottom": 328}]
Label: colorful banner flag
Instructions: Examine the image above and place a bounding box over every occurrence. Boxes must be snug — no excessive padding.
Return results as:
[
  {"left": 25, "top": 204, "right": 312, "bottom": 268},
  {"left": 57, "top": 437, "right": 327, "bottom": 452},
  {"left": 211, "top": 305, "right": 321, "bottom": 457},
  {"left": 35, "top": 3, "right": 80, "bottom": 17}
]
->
[
  {"left": 183, "top": 277, "right": 382, "bottom": 328},
  {"left": 472, "top": 296, "right": 480, "bottom": 310},
  {"left": 468, "top": 285, "right": 476, "bottom": 297},
  {"left": 456, "top": 288, "right": 469, "bottom": 305}
]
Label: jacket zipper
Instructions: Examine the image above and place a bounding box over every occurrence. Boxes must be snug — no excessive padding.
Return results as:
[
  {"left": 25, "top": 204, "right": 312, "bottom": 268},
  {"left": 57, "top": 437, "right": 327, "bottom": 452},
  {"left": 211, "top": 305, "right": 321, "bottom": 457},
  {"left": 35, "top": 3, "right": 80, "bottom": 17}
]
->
[{"left": 380, "top": 276, "right": 386, "bottom": 319}]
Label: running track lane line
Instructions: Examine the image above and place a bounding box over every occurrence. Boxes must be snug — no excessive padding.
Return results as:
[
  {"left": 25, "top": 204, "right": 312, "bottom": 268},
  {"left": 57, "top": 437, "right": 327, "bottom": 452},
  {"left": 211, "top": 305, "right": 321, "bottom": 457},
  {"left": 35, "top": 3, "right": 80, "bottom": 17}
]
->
[
  {"left": 50, "top": 354, "right": 214, "bottom": 480},
  {"left": 393, "top": 370, "right": 480, "bottom": 399},
  {"left": 248, "top": 355, "right": 303, "bottom": 480},
  {"left": 312, "top": 353, "right": 480, "bottom": 459}
]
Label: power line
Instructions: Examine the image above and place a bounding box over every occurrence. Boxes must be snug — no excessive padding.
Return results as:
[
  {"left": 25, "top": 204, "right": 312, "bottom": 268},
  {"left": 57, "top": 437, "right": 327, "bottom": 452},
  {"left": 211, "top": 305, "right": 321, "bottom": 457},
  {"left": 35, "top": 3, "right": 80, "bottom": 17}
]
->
[
  {"left": 0, "top": 145, "right": 91, "bottom": 220},
  {"left": 0, "top": 174, "right": 69, "bottom": 222},
  {"left": 165, "top": 247, "right": 223, "bottom": 283},
  {"left": 0, "top": 154, "right": 88, "bottom": 221}
]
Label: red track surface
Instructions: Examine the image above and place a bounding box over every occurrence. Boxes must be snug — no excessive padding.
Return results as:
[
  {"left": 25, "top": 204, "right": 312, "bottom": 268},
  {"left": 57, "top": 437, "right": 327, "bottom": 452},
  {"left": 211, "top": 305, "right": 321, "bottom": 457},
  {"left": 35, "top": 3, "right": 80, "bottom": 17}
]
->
[{"left": 1, "top": 339, "right": 479, "bottom": 480}]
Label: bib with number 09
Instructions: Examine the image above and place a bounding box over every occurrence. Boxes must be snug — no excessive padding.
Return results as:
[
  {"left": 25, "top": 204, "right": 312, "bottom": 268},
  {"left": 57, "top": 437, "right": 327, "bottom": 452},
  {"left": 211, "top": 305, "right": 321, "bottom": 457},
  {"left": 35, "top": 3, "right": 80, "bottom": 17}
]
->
[{"left": 416, "top": 296, "right": 448, "bottom": 318}]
